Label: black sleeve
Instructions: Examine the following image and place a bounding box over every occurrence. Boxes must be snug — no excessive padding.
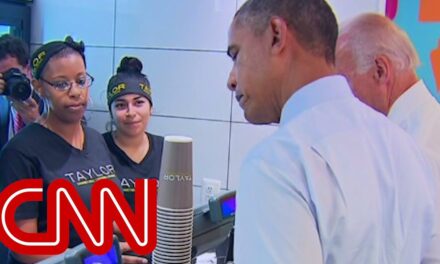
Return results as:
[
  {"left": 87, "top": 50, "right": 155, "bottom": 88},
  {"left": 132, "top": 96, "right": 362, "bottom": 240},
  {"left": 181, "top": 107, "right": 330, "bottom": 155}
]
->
[{"left": 0, "top": 147, "right": 39, "bottom": 219}]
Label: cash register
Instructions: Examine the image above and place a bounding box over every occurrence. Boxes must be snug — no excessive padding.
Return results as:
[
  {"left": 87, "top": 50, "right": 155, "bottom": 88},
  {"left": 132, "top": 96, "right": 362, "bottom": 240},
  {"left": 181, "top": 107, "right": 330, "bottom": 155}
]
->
[{"left": 37, "top": 191, "right": 236, "bottom": 264}]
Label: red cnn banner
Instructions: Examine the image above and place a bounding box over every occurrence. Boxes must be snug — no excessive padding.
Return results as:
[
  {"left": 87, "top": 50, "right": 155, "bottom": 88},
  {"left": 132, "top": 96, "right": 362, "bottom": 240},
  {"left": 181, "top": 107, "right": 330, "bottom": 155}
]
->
[{"left": 0, "top": 178, "right": 157, "bottom": 256}]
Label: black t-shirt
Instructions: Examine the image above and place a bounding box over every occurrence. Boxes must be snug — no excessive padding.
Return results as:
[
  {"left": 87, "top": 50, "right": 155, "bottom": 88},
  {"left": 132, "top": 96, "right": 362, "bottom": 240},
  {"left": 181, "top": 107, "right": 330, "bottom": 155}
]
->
[
  {"left": 102, "top": 132, "right": 163, "bottom": 208},
  {"left": 0, "top": 123, "right": 120, "bottom": 249}
]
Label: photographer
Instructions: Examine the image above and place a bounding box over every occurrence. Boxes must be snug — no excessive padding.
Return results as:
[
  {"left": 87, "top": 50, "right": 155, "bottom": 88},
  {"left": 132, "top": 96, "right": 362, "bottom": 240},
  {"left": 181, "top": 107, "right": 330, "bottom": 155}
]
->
[{"left": 0, "top": 34, "right": 45, "bottom": 150}]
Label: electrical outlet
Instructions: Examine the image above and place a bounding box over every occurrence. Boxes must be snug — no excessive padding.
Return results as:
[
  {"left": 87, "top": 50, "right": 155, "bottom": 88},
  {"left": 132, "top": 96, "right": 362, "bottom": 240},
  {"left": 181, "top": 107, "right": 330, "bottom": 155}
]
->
[{"left": 201, "top": 178, "right": 221, "bottom": 204}]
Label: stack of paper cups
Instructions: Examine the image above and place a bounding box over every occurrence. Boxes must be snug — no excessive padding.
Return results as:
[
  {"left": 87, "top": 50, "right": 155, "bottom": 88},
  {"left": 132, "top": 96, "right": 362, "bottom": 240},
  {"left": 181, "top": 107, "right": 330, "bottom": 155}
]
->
[{"left": 153, "top": 136, "right": 193, "bottom": 264}]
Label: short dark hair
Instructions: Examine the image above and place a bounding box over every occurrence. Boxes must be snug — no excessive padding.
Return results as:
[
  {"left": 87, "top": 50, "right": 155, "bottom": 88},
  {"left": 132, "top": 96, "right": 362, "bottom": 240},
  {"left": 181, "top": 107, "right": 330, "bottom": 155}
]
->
[
  {"left": 235, "top": 0, "right": 338, "bottom": 64},
  {"left": 0, "top": 34, "right": 29, "bottom": 67}
]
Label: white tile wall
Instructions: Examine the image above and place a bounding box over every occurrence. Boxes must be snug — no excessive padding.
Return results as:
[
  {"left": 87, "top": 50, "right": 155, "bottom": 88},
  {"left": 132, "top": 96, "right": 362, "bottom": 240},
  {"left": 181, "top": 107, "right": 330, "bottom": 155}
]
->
[
  {"left": 193, "top": 186, "right": 202, "bottom": 207},
  {"left": 231, "top": 95, "right": 247, "bottom": 123},
  {"left": 33, "top": 0, "right": 382, "bottom": 201},
  {"left": 147, "top": 116, "right": 230, "bottom": 189},
  {"left": 85, "top": 47, "right": 114, "bottom": 111},
  {"left": 114, "top": 48, "right": 233, "bottom": 121},
  {"left": 84, "top": 110, "right": 110, "bottom": 132},
  {"left": 31, "top": 0, "right": 116, "bottom": 46},
  {"left": 29, "top": 44, "right": 40, "bottom": 55},
  {"left": 115, "top": 0, "right": 236, "bottom": 51}
]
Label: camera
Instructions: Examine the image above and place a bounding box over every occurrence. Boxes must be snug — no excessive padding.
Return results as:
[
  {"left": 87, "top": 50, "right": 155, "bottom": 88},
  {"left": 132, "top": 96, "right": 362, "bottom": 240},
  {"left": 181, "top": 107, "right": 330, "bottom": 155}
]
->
[{"left": 2, "top": 67, "right": 32, "bottom": 101}]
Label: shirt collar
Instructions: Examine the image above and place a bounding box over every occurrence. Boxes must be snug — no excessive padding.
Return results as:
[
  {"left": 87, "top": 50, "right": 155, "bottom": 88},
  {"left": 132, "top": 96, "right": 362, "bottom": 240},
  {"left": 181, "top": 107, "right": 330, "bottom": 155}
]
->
[
  {"left": 280, "top": 75, "right": 353, "bottom": 126},
  {"left": 388, "top": 80, "right": 432, "bottom": 123}
]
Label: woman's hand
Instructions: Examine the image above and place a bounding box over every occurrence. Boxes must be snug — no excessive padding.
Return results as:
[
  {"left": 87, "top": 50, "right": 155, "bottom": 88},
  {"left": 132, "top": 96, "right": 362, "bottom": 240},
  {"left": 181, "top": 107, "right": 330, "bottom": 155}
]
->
[
  {"left": 11, "top": 218, "right": 65, "bottom": 263},
  {"left": 119, "top": 242, "right": 149, "bottom": 264}
]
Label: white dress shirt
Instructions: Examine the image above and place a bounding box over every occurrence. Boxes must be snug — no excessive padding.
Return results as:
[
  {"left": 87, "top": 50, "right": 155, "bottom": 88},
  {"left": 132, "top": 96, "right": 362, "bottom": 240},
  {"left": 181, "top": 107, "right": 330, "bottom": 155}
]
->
[
  {"left": 234, "top": 75, "right": 440, "bottom": 263},
  {"left": 388, "top": 80, "right": 440, "bottom": 180}
]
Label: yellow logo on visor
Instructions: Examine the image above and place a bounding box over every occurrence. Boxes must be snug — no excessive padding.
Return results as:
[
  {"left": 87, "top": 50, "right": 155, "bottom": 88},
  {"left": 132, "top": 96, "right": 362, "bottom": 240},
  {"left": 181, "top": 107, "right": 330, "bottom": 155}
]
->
[
  {"left": 139, "top": 83, "right": 151, "bottom": 95},
  {"left": 32, "top": 51, "right": 46, "bottom": 70},
  {"left": 108, "top": 83, "right": 126, "bottom": 99}
]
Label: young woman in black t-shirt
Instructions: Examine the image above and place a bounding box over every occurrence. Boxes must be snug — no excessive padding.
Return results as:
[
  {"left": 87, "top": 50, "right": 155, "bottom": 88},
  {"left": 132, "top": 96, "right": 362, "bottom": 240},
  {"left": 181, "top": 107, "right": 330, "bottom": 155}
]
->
[
  {"left": 103, "top": 57, "right": 163, "bottom": 263},
  {"left": 103, "top": 57, "right": 164, "bottom": 208},
  {"left": 0, "top": 38, "right": 148, "bottom": 264}
]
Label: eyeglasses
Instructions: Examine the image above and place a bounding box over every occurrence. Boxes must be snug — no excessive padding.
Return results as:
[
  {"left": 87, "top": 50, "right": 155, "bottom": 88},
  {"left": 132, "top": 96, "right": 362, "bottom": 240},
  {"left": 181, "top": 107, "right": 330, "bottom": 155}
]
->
[{"left": 40, "top": 73, "right": 94, "bottom": 91}]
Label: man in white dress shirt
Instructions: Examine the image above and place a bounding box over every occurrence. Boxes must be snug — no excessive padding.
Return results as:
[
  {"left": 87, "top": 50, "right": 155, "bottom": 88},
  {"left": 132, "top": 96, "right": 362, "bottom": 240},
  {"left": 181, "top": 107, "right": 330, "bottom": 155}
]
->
[
  {"left": 226, "top": 0, "right": 440, "bottom": 263},
  {"left": 336, "top": 13, "right": 440, "bottom": 178}
]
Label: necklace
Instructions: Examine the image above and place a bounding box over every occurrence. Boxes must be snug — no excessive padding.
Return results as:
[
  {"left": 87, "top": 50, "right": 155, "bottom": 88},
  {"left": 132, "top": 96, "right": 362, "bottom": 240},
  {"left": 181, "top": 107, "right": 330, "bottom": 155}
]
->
[{"left": 40, "top": 118, "right": 85, "bottom": 150}]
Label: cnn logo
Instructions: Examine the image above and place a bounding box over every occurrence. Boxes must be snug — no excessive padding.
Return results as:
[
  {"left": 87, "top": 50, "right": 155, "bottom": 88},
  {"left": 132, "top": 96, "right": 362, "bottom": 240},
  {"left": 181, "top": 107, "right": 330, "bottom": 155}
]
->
[{"left": 0, "top": 179, "right": 157, "bottom": 255}]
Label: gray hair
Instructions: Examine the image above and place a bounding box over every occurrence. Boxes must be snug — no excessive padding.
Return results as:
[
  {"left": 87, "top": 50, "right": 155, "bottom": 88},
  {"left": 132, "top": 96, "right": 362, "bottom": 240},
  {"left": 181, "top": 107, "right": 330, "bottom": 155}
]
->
[{"left": 338, "top": 13, "right": 420, "bottom": 74}]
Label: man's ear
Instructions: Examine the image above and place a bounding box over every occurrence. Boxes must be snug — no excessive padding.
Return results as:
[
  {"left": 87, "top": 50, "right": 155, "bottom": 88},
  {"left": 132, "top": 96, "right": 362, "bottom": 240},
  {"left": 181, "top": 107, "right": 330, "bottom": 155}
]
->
[
  {"left": 373, "top": 55, "right": 392, "bottom": 85},
  {"left": 269, "top": 17, "right": 288, "bottom": 54},
  {"left": 24, "top": 64, "right": 32, "bottom": 80}
]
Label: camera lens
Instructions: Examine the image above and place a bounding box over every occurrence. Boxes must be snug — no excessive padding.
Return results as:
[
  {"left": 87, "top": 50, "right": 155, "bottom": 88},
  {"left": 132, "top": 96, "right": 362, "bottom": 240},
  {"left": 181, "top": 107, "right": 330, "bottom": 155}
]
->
[
  {"left": 2, "top": 68, "right": 32, "bottom": 101},
  {"left": 10, "top": 81, "right": 32, "bottom": 101}
]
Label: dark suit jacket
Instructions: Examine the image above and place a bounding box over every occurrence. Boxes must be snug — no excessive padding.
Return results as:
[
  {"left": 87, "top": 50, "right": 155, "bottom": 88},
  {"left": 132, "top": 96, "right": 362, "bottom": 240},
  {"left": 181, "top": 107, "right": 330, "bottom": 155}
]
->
[{"left": 0, "top": 96, "right": 11, "bottom": 150}]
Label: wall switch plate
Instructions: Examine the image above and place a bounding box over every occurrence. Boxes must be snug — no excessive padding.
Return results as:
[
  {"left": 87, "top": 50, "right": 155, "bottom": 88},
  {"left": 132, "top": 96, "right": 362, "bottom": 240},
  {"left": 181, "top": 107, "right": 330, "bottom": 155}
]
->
[{"left": 201, "top": 178, "right": 221, "bottom": 204}]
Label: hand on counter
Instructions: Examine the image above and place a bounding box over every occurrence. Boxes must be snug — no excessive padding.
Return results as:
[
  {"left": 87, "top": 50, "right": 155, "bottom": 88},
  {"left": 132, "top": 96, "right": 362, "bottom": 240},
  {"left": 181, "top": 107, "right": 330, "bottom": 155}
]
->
[{"left": 119, "top": 242, "right": 149, "bottom": 264}]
